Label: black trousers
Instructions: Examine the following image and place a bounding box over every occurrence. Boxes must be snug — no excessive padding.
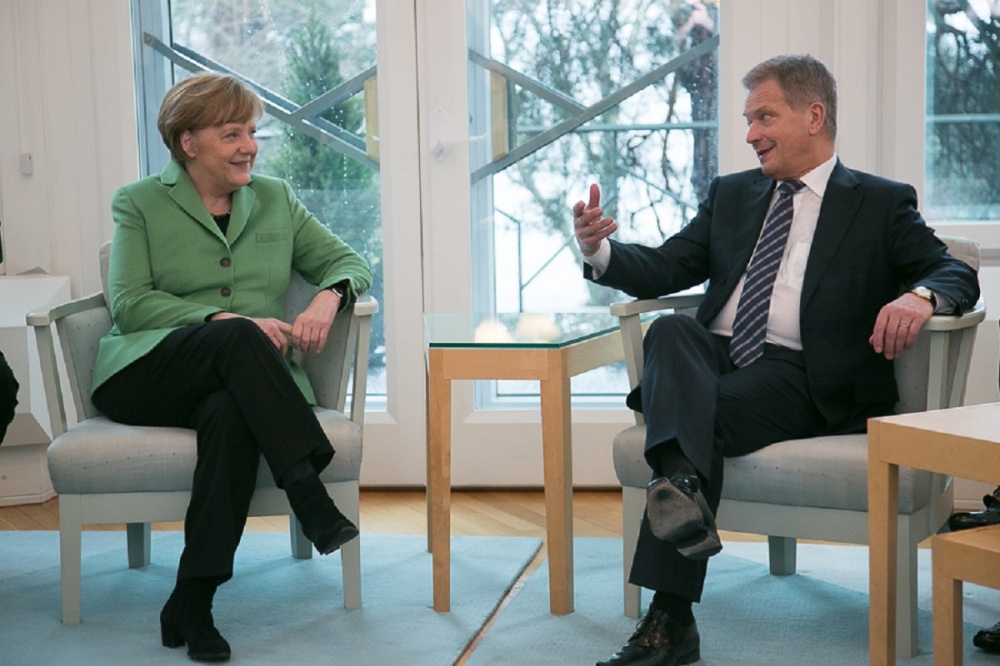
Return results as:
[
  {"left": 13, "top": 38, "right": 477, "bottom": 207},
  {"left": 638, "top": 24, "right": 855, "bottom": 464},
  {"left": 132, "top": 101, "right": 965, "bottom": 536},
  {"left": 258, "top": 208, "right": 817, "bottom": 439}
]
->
[
  {"left": 627, "top": 315, "right": 834, "bottom": 601},
  {"left": 0, "top": 350, "right": 18, "bottom": 443},
  {"left": 92, "top": 318, "right": 334, "bottom": 583}
]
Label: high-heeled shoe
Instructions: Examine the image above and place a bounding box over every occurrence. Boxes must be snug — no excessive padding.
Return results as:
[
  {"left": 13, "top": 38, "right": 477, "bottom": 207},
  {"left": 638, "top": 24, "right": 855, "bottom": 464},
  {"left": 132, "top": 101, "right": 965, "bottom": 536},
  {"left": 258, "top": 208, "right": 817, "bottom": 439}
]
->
[
  {"left": 160, "top": 578, "right": 231, "bottom": 662},
  {"left": 285, "top": 473, "right": 359, "bottom": 555}
]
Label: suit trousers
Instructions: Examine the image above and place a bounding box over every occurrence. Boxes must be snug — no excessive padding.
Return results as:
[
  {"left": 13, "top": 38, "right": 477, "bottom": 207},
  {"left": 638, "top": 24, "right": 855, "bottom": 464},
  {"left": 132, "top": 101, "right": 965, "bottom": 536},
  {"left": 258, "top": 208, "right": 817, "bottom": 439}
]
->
[
  {"left": 92, "top": 318, "right": 334, "bottom": 582},
  {"left": 627, "top": 315, "right": 829, "bottom": 601}
]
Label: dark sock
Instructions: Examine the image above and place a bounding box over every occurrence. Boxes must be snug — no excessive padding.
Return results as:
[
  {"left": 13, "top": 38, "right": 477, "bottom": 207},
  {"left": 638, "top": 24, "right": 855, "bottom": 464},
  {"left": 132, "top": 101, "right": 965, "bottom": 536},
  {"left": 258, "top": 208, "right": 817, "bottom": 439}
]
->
[
  {"left": 651, "top": 441, "right": 698, "bottom": 480},
  {"left": 650, "top": 591, "right": 694, "bottom": 626}
]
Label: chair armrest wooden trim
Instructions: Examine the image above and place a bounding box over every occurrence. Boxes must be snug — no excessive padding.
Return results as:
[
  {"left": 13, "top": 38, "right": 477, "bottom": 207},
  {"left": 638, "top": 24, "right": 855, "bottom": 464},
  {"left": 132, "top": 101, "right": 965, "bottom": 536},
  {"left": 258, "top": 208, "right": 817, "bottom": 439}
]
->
[
  {"left": 351, "top": 295, "right": 378, "bottom": 317},
  {"left": 26, "top": 292, "right": 106, "bottom": 327},
  {"left": 347, "top": 296, "right": 378, "bottom": 426},
  {"left": 609, "top": 294, "right": 704, "bottom": 317},
  {"left": 28, "top": 293, "right": 109, "bottom": 438},
  {"left": 922, "top": 300, "right": 986, "bottom": 332}
]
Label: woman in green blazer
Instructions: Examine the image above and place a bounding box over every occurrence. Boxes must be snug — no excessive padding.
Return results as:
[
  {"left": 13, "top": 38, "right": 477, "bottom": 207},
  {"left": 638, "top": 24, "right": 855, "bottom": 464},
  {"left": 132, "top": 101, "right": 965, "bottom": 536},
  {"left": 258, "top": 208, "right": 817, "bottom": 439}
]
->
[{"left": 91, "top": 72, "right": 372, "bottom": 662}]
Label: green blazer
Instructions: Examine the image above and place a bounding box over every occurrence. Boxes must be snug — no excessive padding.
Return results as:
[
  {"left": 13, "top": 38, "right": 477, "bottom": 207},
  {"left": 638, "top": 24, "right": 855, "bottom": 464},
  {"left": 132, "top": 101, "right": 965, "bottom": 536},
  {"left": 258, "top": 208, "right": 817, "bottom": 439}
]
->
[{"left": 93, "top": 161, "right": 373, "bottom": 403}]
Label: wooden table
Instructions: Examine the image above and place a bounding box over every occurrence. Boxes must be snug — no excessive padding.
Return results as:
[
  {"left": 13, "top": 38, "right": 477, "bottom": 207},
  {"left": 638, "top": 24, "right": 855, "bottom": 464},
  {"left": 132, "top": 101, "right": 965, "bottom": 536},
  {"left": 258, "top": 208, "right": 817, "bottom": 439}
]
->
[
  {"left": 425, "top": 312, "right": 628, "bottom": 613},
  {"left": 932, "top": 526, "right": 1000, "bottom": 665},
  {"left": 868, "top": 403, "right": 1000, "bottom": 665}
]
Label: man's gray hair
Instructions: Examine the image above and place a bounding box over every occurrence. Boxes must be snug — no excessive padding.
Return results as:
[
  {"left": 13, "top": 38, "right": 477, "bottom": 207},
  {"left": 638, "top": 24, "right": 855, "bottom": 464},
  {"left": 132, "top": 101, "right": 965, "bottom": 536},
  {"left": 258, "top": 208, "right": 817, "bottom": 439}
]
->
[{"left": 742, "top": 54, "right": 838, "bottom": 140}]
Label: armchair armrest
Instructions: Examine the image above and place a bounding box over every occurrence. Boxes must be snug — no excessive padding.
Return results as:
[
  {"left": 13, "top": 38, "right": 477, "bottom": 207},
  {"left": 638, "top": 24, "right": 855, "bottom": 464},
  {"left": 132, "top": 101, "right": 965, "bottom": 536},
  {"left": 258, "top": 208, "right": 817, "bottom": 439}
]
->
[
  {"left": 922, "top": 299, "right": 986, "bottom": 332},
  {"left": 922, "top": 299, "right": 986, "bottom": 410},
  {"left": 345, "top": 295, "right": 378, "bottom": 426},
  {"left": 609, "top": 294, "right": 704, "bottom": 318},
  {"left": 26, "top": 292, "right": 106, "bottom": 328},
  {"left": 25, "top": 292, "right": 109, "bottom": 438}
]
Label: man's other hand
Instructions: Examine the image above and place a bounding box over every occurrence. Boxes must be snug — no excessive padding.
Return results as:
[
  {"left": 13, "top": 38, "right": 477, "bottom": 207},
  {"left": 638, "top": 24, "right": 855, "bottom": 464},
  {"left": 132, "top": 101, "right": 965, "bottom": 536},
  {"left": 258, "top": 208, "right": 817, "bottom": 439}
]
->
[{"left": 869, "top": 292, "right": 935, "bottom": 360}]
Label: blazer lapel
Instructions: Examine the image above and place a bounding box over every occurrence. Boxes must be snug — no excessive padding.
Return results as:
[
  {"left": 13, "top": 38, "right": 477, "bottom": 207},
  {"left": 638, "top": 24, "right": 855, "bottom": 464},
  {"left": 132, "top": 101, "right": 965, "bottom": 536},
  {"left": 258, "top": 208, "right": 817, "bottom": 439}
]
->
[
  {"left": 227, "top": 183, "right": 255, "bottom": 243},
  {"left": 161, "top": 162, "right": 227, "bottom": 242},
  {"left": 731, "top": 173, "right": 775, "bottom": 277},
  {"left": 800, "top": 161, "right": 862, "bottom": 308}
]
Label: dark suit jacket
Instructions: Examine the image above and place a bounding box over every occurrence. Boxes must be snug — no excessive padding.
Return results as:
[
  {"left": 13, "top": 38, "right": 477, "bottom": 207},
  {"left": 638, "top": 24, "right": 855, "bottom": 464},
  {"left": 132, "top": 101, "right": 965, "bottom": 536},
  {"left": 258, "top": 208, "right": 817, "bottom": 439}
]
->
[{"left": 587, "top": 161, "right": 980, "bottom": 429}]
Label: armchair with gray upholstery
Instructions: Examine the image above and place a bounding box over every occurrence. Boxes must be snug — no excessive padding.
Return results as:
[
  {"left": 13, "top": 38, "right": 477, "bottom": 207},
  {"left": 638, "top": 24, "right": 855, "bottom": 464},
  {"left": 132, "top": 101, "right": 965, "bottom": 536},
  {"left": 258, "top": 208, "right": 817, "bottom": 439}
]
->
[
  {"left": 28, "top": 243, "right": 377, "bottom": 624},
  {"left": 610, "top": 236, "right": 985, "bottom": 658}
]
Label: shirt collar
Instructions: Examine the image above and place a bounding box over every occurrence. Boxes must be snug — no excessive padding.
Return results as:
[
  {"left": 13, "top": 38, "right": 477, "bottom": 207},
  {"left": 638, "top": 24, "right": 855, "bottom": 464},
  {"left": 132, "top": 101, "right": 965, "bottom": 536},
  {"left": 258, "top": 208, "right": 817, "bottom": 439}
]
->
[{"left": 792, "top": 153, "right": 837, "bottom": 198}]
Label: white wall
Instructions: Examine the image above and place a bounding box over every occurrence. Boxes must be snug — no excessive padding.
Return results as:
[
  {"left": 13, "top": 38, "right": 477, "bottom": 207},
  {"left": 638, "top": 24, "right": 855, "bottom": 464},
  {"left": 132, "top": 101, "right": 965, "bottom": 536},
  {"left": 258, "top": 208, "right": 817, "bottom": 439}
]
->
[{"left": 0, "top": 0, "right": 137, "bottom": 295}]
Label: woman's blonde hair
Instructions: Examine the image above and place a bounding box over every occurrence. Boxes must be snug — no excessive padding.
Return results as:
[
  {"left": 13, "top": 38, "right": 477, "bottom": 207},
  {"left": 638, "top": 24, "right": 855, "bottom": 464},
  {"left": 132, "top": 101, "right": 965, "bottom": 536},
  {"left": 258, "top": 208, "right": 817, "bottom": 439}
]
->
[{"left": 157, "top": 72, "right": 264, "bottom": 164}]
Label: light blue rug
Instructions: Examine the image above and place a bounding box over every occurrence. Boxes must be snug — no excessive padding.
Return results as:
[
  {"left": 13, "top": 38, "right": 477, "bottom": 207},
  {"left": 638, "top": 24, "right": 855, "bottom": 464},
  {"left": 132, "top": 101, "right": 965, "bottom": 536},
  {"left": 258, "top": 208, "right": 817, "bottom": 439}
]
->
[
  {"left": 468, "top": 539, "right": 1000, "bottom": 665},
  {"left": 0, "top": 531, "right": 541, "bottom": 666}
]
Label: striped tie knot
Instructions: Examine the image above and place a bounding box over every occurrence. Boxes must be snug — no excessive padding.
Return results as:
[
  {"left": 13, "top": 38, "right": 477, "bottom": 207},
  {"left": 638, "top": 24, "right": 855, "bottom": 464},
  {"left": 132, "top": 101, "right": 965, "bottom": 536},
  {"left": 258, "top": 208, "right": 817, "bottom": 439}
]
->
[{"left": 729, "top": 179, "right": 805, "bottom": 367}]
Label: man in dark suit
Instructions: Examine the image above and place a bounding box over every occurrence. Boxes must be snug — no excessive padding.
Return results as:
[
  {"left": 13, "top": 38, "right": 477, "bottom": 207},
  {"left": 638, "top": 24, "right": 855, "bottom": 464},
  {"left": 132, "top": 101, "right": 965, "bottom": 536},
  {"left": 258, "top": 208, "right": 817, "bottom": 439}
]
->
[{"left": 573, "top": 54, "right": 981, "bottom": 666}]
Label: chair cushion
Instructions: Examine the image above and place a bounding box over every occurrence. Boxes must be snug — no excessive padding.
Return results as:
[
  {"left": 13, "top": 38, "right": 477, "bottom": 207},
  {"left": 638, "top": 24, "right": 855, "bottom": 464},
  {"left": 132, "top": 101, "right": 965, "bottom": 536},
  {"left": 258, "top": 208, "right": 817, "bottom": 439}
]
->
[
  {"left": 48, "top": 409, "right": 361, "bottom": 495},
  {"left": 612, "top": 425, "right": 942, "bottom": 515}
]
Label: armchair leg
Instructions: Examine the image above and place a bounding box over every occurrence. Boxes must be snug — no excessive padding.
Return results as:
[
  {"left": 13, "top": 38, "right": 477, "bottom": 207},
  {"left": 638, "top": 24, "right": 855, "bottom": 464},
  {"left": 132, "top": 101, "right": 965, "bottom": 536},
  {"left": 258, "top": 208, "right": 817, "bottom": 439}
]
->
[
  {"left": 289, "top": 515, "right": 313, "bottom": 560},
  {"left": 126, "top": 522, "right": 151, "bottom": 568},
  {"left": 332, "top": 481, "right": 361, "bottom": 609},
  {"left": 58, "top": 494, "right": 83, "bottom": 625},
  {"left": 622, "top": 486, "right": 645, "bottom": 618},
  {"left": 767, "top": 536, "right": 796, "bottom": 576}
]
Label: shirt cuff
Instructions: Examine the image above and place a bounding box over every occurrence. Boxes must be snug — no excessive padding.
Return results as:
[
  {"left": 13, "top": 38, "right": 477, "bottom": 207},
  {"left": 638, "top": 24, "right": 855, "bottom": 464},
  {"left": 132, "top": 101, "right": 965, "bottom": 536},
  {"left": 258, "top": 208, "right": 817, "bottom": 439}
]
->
[{"left": 583, "top": 240, "right": 611, "bottom": 279}]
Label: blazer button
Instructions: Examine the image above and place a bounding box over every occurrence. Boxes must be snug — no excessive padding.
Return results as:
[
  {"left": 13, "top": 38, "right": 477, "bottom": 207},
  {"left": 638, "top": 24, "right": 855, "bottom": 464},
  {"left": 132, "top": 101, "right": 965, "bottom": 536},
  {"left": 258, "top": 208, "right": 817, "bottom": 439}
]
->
[
  {"left": 220, "top": 257, "right": 231, "bottom": 267},
  {"left": 221, "top": 287, "right": 232, "bottom": 297}
]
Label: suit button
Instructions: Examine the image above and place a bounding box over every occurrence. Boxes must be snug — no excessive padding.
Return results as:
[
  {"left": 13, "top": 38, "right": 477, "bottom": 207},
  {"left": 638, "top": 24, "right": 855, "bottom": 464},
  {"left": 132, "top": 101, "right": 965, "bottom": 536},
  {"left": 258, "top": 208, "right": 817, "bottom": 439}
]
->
[
  {"left": 221, "top": 287, "right": 231, "bottom": 297},
  {"left": 220, "top": 257, "right": 231, "bottom": 267}
]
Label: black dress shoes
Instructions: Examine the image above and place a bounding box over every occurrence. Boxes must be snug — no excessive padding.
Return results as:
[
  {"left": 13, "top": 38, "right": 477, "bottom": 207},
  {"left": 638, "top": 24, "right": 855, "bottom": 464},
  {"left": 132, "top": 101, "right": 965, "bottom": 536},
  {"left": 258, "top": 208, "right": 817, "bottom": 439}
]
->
[
  {"left": 974, "top": 621, "right": 1000, "bottom": 653},
  {"left": 596, "top": 609, "right": 701, "bottom": 666},
  {"left": 647, "top": 473, "right": 722, "bottom": 560},
  {"left": 160, "top": 579, "right": 231, "bottom": 662},
  {"left": 949, "top": 487, "right": 1000, "bottom": 531}
]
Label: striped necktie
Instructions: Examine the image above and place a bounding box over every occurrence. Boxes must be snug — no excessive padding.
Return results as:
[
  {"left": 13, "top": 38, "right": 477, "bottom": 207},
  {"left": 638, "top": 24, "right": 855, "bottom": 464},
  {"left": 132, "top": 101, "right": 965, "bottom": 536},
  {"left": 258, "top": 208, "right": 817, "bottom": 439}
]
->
[{"left": 730, "top": 179, "right": 805, "bottom": 367}]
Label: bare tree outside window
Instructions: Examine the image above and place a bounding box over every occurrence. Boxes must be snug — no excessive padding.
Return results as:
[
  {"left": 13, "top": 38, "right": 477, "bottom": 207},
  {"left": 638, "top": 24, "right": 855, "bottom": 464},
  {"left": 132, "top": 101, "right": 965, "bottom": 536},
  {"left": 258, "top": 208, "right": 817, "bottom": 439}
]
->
[{"left": 926, "top": 0, "right": 1000, "bottom": 221}]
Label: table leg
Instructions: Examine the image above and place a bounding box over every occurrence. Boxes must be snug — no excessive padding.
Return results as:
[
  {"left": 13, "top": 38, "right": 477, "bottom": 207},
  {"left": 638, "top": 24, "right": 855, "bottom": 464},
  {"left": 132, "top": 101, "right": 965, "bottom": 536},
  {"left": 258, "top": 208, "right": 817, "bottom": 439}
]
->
[
  {"left": 932, "top": 539, "right": 963, "bottom": 666},
  {"left": 868, "top": 422, "right": 899, "bottom": 666},
  {"left": 427, "top": 349, "right": 452, "bottom": 612},
  {"left": 540, "top": 353, "right": 574, "bottom": 615}
]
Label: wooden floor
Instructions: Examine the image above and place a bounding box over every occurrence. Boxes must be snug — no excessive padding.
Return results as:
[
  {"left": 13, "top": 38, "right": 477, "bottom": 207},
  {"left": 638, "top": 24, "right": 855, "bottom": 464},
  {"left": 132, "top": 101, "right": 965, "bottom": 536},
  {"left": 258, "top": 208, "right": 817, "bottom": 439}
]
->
[{"left": 0, "top": 489, "right": 626, "bottom": 537}]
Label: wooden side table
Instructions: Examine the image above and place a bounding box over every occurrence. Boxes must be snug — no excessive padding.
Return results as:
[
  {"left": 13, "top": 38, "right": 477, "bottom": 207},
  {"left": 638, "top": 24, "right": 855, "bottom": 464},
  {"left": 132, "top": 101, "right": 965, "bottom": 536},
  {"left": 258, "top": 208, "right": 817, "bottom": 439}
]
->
[
  {"left": 425, "top": 312, "right": 628, "bottom": 613},
  {"left": 869, "top": 403, "right": 1000, "bottom": 665},
  {"left": 932, "top": 526, "right": 1000, "bottom": 665}
]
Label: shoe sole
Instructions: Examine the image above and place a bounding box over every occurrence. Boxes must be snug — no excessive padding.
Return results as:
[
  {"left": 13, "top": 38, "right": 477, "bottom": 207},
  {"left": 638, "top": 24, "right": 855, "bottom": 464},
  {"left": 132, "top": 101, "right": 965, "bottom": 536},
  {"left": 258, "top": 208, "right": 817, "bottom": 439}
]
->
[
  {"left": 317, "top": 524, "right": 360, "bottom": 555},
  {"left": 675, "top": 530, "right": 723, "bottom": 560}
]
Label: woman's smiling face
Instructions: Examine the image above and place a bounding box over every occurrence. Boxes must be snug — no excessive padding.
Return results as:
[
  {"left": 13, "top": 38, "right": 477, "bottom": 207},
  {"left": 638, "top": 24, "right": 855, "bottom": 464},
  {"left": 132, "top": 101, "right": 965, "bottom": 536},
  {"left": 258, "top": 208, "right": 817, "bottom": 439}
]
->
[{"left": 180, "top": 120, "right": 258, "bottom": 196}]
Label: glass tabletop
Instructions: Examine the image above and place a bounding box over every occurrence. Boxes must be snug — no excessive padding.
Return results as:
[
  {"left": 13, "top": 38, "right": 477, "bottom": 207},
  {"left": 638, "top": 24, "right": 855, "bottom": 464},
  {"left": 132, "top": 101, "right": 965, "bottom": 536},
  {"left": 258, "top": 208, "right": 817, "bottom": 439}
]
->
[{"left": 425, "top": 312, "right": 625, "bottom": 349}]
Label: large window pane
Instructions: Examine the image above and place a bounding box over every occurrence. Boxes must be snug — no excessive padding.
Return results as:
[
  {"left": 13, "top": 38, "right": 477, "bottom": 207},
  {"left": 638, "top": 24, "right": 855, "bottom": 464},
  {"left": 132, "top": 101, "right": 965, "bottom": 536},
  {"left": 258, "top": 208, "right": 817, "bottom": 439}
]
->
[
  {"left": 167, "top": 0, "right": 386, "bottom": 396},
  {"left": 925, "top": 0, "right": 1000, "bottom": 222},
  {"left": 468, "top": 0, "right": 718, "bottom": 403}
]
